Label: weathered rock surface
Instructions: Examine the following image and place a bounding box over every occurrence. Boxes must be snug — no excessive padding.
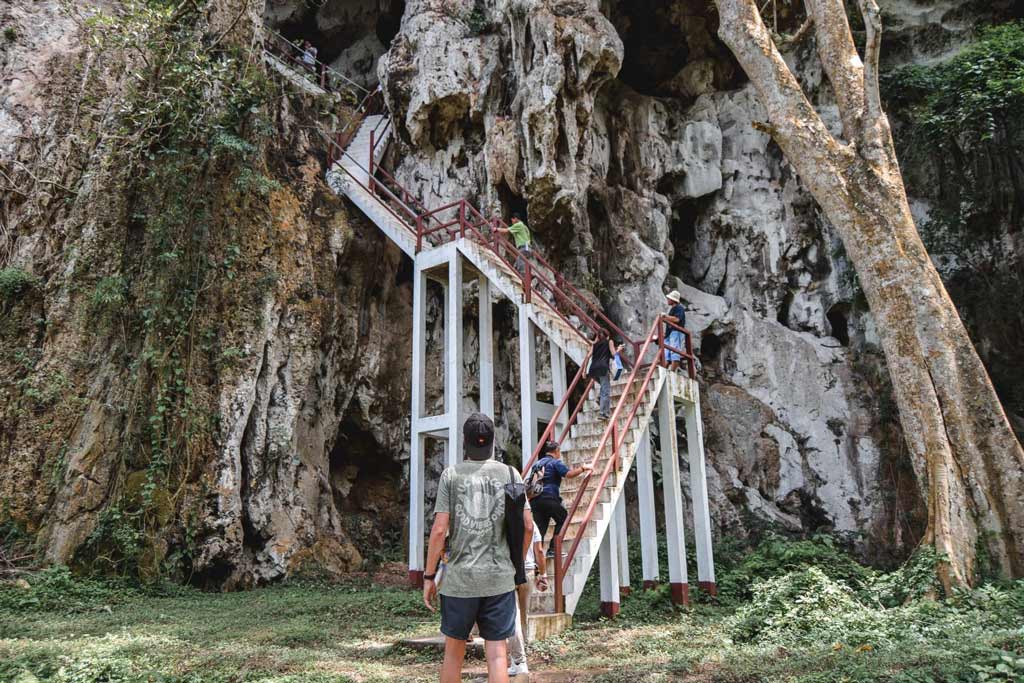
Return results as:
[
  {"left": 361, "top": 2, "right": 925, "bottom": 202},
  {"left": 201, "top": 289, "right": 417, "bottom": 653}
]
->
[{"left": 1, "top": 0, "right": 1020, "bottom": 583}]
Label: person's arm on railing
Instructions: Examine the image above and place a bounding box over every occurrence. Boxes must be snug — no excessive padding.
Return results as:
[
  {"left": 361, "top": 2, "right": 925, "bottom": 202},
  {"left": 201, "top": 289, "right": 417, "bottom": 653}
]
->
[{"left": 563, "top": 461, "right": 592, "bottom": 479}]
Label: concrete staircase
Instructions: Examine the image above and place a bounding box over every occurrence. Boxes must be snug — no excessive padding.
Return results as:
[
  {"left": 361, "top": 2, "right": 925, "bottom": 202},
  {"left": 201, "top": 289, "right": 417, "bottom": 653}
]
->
[
  {"left": 325, "top": 113, "right": 671, "bottom": 636},
  {"left": 526, "top": 371, "right": 667, "bottom": 620}
]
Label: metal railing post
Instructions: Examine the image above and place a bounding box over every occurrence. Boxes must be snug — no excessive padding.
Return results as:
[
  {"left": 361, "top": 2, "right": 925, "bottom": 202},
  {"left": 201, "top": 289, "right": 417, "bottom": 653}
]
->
[
  {"left": 459, "top": 201, "right": 466, "bottom": 238},
  {"left": 524, "top": 260, "right": 532, "bottom": 304},
  {"left": 369, "top": 130, "right": 376, "bottom": 195},
  {"left": 416, "top": 216, "right": 423, "bottom": 254},
  {"left": 685, "top": 330, "right": 695, "bottom": 378},
  {"left": 555, "top": 535, "right": 564, "bottom": 612},
  {"left": 657, "top": 317, "right": 665, "bottom": 367}
]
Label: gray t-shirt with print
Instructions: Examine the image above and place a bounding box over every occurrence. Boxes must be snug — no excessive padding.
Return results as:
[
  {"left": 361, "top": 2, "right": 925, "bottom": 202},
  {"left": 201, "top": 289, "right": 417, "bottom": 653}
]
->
[{"left": 434, "top": 458, "right": 523, "bottom": 598}]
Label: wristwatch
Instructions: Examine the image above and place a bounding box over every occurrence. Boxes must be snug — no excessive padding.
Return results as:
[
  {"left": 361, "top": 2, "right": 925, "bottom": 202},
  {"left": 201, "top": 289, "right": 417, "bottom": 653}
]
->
[{"left": 423, "top": 573, "right": 436, "bottom": 582}]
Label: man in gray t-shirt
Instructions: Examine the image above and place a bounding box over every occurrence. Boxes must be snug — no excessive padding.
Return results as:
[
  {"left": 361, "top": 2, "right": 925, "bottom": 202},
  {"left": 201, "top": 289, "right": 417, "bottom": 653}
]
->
[{"left": 423, "top": 413, "right": 533, "bottom": 683}]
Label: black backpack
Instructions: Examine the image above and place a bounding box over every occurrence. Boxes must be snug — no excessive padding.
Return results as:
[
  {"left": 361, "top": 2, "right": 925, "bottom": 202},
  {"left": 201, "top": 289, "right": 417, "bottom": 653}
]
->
[
  {"left": 503, "top": 465, "right": 527, "bottom": 586},
  {"left": 524, "top": 459, "right": 547, "bottom": 500}
]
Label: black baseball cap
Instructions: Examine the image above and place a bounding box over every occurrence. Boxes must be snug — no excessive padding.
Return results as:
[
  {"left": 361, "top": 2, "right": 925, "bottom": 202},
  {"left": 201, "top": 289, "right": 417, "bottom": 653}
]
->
[
  {"left": 463, "top": 413, "right": 495, "bottom": 460},
  {"left": 541, "top": 440, "right": 559, "bottom": 455}
]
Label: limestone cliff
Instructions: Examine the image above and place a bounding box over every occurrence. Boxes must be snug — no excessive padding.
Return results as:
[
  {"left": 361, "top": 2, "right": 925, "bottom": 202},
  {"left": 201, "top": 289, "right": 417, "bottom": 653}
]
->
[{"left": 1, "top": 0, "right": 1021, "bottom": 583}]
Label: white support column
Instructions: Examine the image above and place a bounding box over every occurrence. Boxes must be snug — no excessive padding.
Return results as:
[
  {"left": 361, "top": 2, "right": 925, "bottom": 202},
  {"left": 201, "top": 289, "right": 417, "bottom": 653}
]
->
[
  {"left": 685, "top": 392, "right": 716, "bottom": 594},
  {"left": 635, "top": 426, "right": 661, "bottom": 588},
  {"left": 659, "top": 385, "right": 690, "bottom": 606},
  {"left": 615, "top": 493, "right": 631, "bottom": 595},
  {"left": 408, "top": 260, "right": 428, "bottom": 587},
  {"left": 518, "top": 306, "right": 538, "bottom": 462},
  {"left": 478, "top": 275, "right": 494, "bottom": 419},
  {"left": 447, "top": 255, "right": 464, "bottom": 466},
  {"left": 549, "top": 339, "right": 567, "bottom": 432},
  {"left": 598, "top": 518, "right": 621, "bottom": 618}
]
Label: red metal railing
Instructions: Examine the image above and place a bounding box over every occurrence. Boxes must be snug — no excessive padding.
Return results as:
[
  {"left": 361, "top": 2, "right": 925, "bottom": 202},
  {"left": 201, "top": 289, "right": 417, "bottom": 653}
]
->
[
  {"left": 549, "top": 315, "right": 696, "bottom": 611},
  {"left": 315, "top": 92, "right": 705, "bottom": 612},
  {"left": 264, "top": 29, "right": 369, "bottom": 100}
]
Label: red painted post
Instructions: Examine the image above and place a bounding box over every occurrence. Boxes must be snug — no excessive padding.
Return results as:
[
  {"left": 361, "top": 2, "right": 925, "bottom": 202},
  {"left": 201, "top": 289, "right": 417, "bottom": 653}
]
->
[
  {"left": 657, "top": 317, "right": 665, "bottom": 368},
  {"left": 369, "top": 129, "right": 377, "bottom": 196},
  {"left": 611, "top": 424, "right": 618, "bottom": 470},
  {"left": 685, "top": 331, "right": 695, "bottom": 378},
  {"left": 554, "top": 535, "right": 564, "bottom": 612},
  {"left": 458, "top": 201, "right": 466, "bottom": 238},
  {"left": 524, "top": 260, "right": 532, "bottom": 304},
  {"left": 416, "top": 216, "right": 423, "bottom": 254}
]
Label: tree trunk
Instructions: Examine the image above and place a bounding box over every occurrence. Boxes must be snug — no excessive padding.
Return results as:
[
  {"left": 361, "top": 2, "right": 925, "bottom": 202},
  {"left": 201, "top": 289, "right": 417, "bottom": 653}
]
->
[{"left": 714, "top": 0, "right": 1024, "bottom": 590}]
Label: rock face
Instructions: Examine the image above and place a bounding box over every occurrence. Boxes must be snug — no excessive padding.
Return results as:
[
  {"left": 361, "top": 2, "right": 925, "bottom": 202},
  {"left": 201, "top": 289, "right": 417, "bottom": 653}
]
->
[
  {"left": 372, "top": 0, "right": 1021, "bottom": 557},
  {"left": 371, "top": 0, "right": 906, "bottom": 554},
  {"left": 0, "top": 0, "right": 1020, "bottom": 583}
]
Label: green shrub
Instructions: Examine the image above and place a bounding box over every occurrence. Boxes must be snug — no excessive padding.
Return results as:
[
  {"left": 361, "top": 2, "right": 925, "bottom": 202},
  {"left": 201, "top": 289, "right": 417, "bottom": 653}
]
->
[
  {"left": 3, "top": 26, "right": 15, "bottom": 41},
  {"left": 717, "top": 532, "right": 875, "bottom": 603},
  {"left": 729, "top": 567, "right": 888, "bottom": 646},
  {"left": 0, "top": 566, "right": 134, "bottom": 613},
  {"left": 0, "top": 267, "right": 39, "bottom": 302},
  {"left": 90, "top": 275, "right": 126, "bottom": 313}
]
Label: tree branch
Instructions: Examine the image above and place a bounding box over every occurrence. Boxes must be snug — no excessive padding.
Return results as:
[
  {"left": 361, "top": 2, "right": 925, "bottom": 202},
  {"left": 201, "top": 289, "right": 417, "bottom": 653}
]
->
[
  {"left": 854, "top": 0, "right": 900, "bottom": 169},
  {"left": 778, "top": 15, "right": 814, "bottom": 49},
  {"left": 857, "top": 0, "right": 882, "bottom": 122},
  {"left": 714, "top": 0, "right": 852, "bottom": 211},
  {"left": 803, "top": 0, "right": 866, "bottom": 140}
]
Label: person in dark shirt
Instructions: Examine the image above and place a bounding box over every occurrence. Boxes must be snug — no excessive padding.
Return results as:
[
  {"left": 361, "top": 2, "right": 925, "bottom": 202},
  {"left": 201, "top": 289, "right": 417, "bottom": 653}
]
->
[
  {"left": 529, "top": 440, "right": 591, "bottom": 558},
  {"left": 664, "top": 290, "right": 687, "bottom": 372},
  {"left": 587, "top": 330, "right": 620, "bottom": 420}
]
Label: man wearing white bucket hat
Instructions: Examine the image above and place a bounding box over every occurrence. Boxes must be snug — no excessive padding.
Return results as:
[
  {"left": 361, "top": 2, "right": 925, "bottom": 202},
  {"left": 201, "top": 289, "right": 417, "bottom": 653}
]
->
[{"left": 663, "top": 291, "right": 687, "bottom": 371}]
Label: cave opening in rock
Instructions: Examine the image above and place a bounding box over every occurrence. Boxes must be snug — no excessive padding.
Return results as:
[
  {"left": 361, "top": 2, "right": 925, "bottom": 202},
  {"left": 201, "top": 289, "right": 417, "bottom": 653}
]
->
[
  {"left": 827, "top": 302, "right": 851, "bottom": 346},
  {"left": 604, "top": 0, "right": 690, "bottom": 95},
  {"left": 267, "top": 0, "right": 402, "bottom": 71},
  {"left": 394, "top": 252, "right": 413, "bottom": 287},
  {"left": 700, "top": 332, "right": 723, "bottom": 367},
  {"left": 329, "top": 410, "right": 405, "bottom": 561},
  {"left": 777, "top": 290, "right": 795, "bottom": 329},
  {"left": 497, "top": 179, "right": 528, "bottom": 225},
  {"left": 377, "top": 0, "right": 405, "bottom": 45},
  {"left": 667, "top": 196, "right": 707, "bottom": 281}
]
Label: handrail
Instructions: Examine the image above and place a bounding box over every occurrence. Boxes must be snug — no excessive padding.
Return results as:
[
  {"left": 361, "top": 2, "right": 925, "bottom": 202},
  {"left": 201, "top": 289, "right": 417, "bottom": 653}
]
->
[
  {"left": 323, "top": 134, "right": 425, "bottom": 231},
  {"left": 332, "top": 104, "right": 698, "bottom": 372},
  {"left": 522, "top": 348, "right": 595, "bottom": 476},
  {"left": 264, "top": 29, "right": 370, "bottom": 96},
  {"left": 552, "top": 315, "right": 698, "bottom": 611}
]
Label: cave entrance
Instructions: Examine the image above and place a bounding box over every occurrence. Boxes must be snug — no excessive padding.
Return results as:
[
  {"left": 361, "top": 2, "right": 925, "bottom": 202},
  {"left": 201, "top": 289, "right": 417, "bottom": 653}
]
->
[
  {"left": 826, "top": 303, "right": 851, "bottom": 347},
  {"left": 266, "top": 0, "right": 403, "bottom": 74},
  {"left": 329, "top": 410, "right": 405, "bottom": 563},
  {"left": 377, "top": 0, "right": 406, "bottom": 45},
  {"left": 604, "top": 0, "right": 690, "bottom": 96}
]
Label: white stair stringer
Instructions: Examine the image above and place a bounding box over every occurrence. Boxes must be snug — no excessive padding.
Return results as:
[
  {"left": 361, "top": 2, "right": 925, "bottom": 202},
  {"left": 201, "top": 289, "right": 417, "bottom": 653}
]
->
[
  {"left": 457, "top": 239, "right": 590, "bottom": 366},
  {"left": 327, "top": 116, "right": 591, "bottom": 367},
  {"left": 528, "top": 369, "right": 669, "bottom": 616},
  {"left": 327, "top": 117, "right": 418, "bottom": 257},
  {"left": 263, "top": 52, "right": 329, "bottom": 96},
  {"left": 325, "top": 115, "right": 674, "bottom": 620}
]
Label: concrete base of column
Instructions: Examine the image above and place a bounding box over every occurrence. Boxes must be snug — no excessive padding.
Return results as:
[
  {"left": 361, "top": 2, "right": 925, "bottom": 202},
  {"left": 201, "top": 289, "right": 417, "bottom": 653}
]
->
[
  {"left": 642, "top": 580, "right": 660, "bottom": 591},
  {"left": 670, "top": 582, "right": 690, "bottom": 606},
  {"left": 698, "top": 581, "right": 718, "bottom": 596},
  {"left": 408, "top": 570, "right": 424, "bottom": 589},
  {"left": 599, "top": 601, "right": 620, "bottom": 618}
]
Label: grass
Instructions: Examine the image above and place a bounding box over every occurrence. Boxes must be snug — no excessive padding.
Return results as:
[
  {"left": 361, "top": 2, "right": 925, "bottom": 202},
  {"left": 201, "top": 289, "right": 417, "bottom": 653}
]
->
[{"left": 1, "top": 538, "right": 1022, "bottom": 682}]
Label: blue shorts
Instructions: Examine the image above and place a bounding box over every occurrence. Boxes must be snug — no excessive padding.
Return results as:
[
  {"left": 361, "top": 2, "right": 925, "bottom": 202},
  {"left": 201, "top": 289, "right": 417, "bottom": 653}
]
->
[
  {"left": 440, "top": 591, "right": 517, "bottom": 641},
  {"left": 664, "top": 330, "right": 684, "bottom": 362}
]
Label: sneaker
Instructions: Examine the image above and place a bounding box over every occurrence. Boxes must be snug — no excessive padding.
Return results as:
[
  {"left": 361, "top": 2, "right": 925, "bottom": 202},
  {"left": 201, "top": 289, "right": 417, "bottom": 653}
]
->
[
  {"left": 508, "top": 662, "right": 530, "bottom": 676},
  {"left": 545, "top": 548, "right": 555, "bottom": 559}
]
